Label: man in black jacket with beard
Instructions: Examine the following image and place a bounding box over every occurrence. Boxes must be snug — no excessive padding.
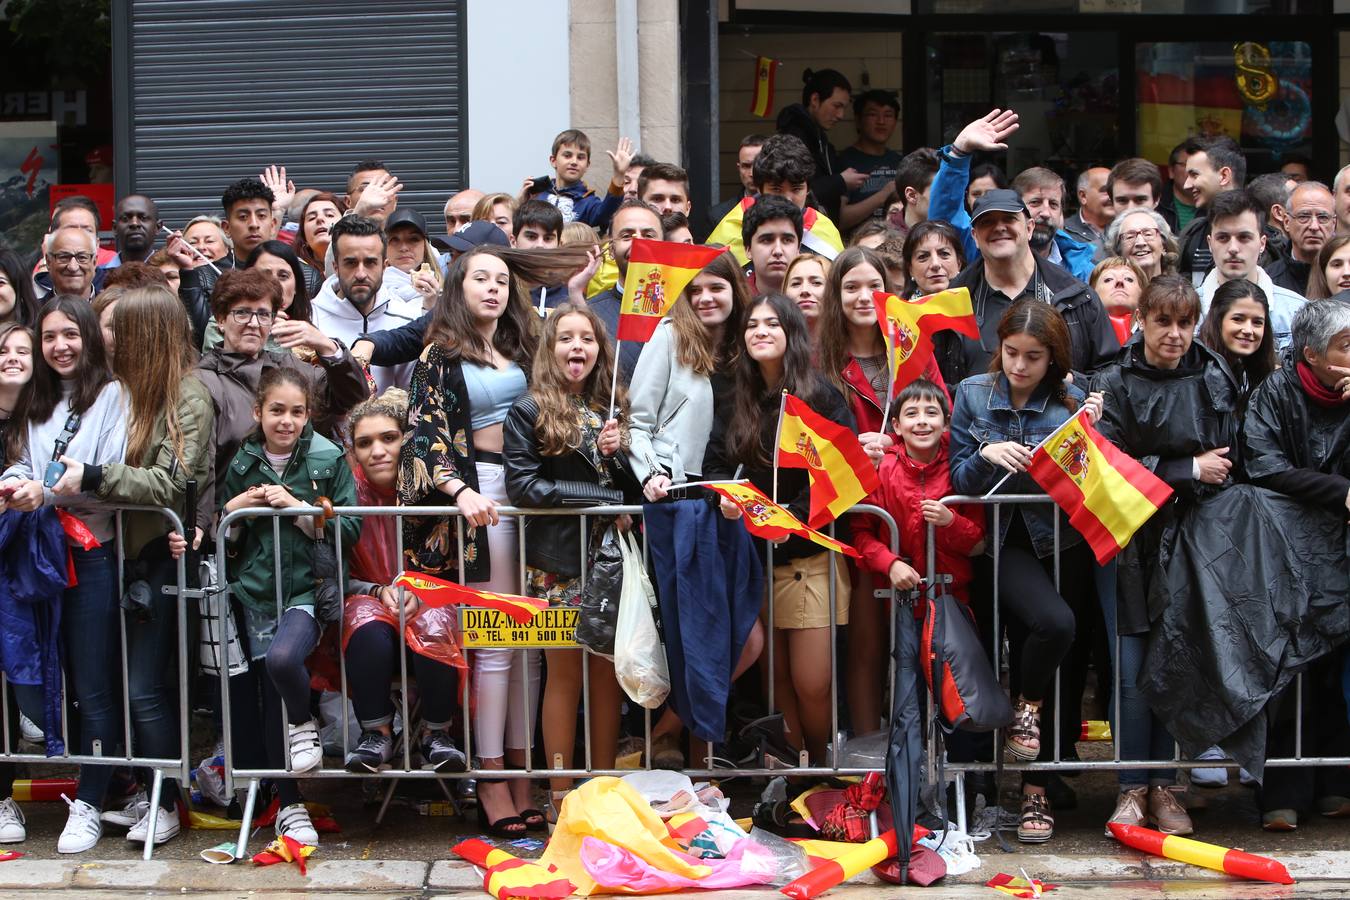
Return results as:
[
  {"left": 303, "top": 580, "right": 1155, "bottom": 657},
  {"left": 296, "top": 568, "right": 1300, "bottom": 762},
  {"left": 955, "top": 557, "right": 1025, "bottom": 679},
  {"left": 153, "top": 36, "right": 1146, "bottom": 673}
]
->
[{"left": 934, "top": 189, "right": 1120, "bottom": 389}]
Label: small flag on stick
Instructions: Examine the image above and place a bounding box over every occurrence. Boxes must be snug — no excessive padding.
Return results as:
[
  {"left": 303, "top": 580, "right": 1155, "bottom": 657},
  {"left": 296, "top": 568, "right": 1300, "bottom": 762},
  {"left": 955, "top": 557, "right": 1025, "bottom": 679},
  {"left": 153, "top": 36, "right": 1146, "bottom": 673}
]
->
[
  {"left": 393, "top": 573, "right": 547, "bottom": 623},
  {"left": 873, "top": 288, "right": 979, "bottom": 393},
  {"left": 617, "top": 240, "right": 724, "bottom": 343},
  {"left": 706, "top": 481, "right": 859, "bottom": 558},
  {"left": 776, "top": 394, "right": 879, "bottom": 528}
]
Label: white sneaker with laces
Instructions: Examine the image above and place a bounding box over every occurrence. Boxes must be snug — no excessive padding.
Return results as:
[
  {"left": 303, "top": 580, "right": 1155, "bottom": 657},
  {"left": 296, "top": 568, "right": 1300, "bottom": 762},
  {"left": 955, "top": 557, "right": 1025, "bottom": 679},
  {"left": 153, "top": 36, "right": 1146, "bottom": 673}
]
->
[
  {"left": 18, "top": 714, "right": 42, "bottom": 745},
  {"left": 127, "top": 803, "right": 180, "bottom": 845},
  {"left": 101, "top": 790, "right": 149, "bottom": 827},
  {"left": 0, "top": 798, "right": 25, "bottom": 843},
  {"left": 287, "top": 720, "right": 323, "bottom": 774},
  {"left": 275, "top": 802, "right": 318, "bottom": 846},
  {"left": 57, "top": 799, "right": 102, "bottom": 853}
]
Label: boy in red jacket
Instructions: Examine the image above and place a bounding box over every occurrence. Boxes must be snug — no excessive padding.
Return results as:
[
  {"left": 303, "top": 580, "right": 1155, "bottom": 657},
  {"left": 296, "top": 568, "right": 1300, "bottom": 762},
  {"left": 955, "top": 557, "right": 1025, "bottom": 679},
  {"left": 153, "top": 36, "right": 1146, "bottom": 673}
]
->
[{"left": 854, "top": 378, "right": 984, "bottom": 601}]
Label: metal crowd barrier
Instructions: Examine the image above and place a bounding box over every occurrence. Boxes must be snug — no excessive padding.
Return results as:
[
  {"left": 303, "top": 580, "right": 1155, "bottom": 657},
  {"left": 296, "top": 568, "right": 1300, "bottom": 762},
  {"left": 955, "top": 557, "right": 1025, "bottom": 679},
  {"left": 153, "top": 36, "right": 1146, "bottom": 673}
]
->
[
  {"left": 211, "top": 501, "right": 906, "bottom": 858},
  {"left": 0, "top": 504, "right": 190, "bottom": 862},
  {"left": 927, "top": 493, "right": 1350, "bottom": 834}
]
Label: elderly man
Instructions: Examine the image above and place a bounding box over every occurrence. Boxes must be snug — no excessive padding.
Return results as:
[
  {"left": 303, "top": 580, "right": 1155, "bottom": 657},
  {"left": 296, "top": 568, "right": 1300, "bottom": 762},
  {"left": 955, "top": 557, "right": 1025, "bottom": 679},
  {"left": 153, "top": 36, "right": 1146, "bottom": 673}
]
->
[
  {"left": 1280, "top": 181, "right": 1336, "bottom": 295},
  {"left": 41, "top": 226, "right": 100, "bottom": 300},
  {"left": 443, "top": 188, "right": 485, "bottom": 236}
]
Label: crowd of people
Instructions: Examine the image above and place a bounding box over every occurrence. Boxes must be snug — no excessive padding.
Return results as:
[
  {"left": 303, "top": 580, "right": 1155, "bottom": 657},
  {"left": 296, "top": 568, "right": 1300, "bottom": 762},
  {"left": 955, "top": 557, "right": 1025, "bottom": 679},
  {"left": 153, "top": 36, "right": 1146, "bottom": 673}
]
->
[{"left": 0, "top": 65, "right": 1348, "bottom": 860}]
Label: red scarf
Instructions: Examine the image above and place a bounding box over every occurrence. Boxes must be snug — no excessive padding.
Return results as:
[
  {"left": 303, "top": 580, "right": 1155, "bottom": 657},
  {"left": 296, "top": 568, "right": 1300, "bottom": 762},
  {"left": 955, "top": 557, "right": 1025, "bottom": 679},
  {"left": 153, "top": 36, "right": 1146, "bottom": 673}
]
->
[{"left": 1296, "top": 361, "right": 1346, "bottom": 408}]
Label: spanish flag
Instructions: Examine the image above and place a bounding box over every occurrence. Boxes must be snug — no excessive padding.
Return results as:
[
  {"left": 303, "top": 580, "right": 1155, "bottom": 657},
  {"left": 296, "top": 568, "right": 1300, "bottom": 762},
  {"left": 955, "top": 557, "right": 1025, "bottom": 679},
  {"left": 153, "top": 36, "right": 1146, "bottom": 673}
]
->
[
  {"left": 617, "top": 239, "right": 724, "bottom": 342},
  {"left": 873, "top": 288, "right": 979, "bottom": 390},
  {"left": 705, "top": 196, "right": 843, "bottom": 266},
  {"left": 776, "top": 393, "right": 879, "bottom": 528},
  {"left": 750, "top": 55, "right": 778, "bottom": 118},
  {"left": 706, "top": 481, "right": 859, "bottom": 558},
  {"left": 452, "top": 839, "right": 576, "bottom": 900},
  {"left": 1025, "top": 413, "right": 1172, "bottom": 565},
  {"left": 393, "top": 572, "right": 547, "bottom": 624}
]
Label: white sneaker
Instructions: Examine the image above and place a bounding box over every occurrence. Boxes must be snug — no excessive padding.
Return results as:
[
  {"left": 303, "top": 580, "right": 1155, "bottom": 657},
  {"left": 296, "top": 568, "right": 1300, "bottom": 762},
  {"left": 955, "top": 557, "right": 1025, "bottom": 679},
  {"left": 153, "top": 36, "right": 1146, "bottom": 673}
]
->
[
  {"left": 127, "top": 803, "right": 180, "bottom": 845},
  {"left": 101, "top": 790, "right": 149, "bottom": 827},
  {"left": 57, "top": 799, "right": 102, "bottom": 853},
  {"left": 275, "top": 802, "right": 318, "bottom": 846},
  {"left": 18, "top": 714, "right": 42, "bottom": 745},
  {"left": 0, "top": 798, "right": 25, "bottom": 843},
  {"left": 287, "top": 720, "right": 323, "bottom": 774},
  {"left": 1190, "top": 746, "right": 1229, "bottom": 787}
]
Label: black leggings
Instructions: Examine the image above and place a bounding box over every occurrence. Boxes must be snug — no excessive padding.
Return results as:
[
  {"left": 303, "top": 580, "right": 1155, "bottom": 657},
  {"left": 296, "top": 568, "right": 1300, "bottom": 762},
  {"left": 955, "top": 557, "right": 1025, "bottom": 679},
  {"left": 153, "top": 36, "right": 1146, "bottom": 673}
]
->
[{"left": 345, "top": 621, "right": 459, "bottom": 731}]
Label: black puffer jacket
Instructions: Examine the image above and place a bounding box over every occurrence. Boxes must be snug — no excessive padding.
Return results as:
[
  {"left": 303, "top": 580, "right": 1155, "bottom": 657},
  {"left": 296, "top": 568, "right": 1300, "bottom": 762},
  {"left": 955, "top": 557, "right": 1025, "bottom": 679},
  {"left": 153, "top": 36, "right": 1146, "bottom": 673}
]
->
[
  {"left": 502, "top": 394, "right": 641, "bottom": 578},
  {"left": 1091, "top": 338, "right": 1242, "bottom": 634}
]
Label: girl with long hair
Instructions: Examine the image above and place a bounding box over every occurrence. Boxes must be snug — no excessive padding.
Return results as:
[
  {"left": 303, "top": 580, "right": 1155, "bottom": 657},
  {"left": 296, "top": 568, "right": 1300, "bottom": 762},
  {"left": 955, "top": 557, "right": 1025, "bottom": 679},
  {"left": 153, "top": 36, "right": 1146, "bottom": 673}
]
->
[
  {"left": 783, "top": 254, "right": 831, "bottom": 342},
  {"left": 504, "top": 302, "right": 639, "bottom": 817},
  {"left": 0, "top": 296, "right": 127, "bottom": 853},
  {"left": 1303, "top": 234, "right": 1350, "bottom": 300},
  {"left": 294, "top": 191, "right": 344, "bottom": 278},
  {"left": 0, "top": 250, "right": 40, "bottom": 327},
  {"left": 949, "top": 301, "right": 1104, "bottom": 845},
  {"left": 1198, "top": 278, "right": 1277, "bottom": 405},
  {"left": 399, "top": 246, "right": 540, "bottom": 835},
  {"left": 703, "top": 293, "right": 855, "bottom": 764},
  {"left": 50, "top": 286, "right": 213, "bottom": 846}
]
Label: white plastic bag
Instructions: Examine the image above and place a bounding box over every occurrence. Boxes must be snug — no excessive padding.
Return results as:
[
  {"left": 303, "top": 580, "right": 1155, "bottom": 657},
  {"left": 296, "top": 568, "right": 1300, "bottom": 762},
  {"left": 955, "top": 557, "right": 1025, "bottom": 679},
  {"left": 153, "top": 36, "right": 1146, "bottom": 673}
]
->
[{"left": 612, "top": 530, "right": 670, "bottom": 708}]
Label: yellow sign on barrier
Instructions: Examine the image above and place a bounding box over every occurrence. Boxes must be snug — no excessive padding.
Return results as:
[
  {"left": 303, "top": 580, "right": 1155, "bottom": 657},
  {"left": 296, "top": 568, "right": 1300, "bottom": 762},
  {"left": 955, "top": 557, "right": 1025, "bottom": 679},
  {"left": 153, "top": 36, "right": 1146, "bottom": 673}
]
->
[{"left": 460, "top": 606, "right": 578, "bottom": 648}]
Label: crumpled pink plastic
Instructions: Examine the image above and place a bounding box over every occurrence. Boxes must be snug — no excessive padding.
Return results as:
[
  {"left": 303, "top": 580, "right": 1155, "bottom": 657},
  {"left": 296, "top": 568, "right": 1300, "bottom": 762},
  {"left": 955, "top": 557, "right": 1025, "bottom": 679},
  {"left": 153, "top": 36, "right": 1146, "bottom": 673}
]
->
[{"left": 579, "top": 835, "right": 778, "bottom": 893}]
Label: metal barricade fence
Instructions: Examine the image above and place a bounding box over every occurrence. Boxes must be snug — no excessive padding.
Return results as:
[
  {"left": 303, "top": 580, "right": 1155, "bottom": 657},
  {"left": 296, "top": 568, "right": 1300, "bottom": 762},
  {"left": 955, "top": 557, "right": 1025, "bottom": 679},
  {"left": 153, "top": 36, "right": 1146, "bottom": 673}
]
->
[
  {"left": 212, "top": 501, "right": 907, "bottom": 858},
  {"left": 926, "top": 493, "right": 1350, "bottom": 834},
  {"left": 0, "top": 504, "right": 191, "bottom": 862}
]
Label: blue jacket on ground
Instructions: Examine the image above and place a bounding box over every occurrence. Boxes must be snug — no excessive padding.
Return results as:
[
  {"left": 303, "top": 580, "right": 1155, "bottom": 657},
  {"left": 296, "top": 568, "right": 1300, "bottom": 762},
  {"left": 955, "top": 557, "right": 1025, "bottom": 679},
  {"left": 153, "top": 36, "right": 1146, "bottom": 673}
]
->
[
  {"left": 540, "top": 179, "right": 622, "bottom": 232},
  {"left": 0, "top": 507, "right": 70, "bottom": 756},
  {"left": 643, "top": 499, "right": 764, "bottom": 742},
  {"left": 927, "top": 145, "right": 1096, "bottom": 283}
]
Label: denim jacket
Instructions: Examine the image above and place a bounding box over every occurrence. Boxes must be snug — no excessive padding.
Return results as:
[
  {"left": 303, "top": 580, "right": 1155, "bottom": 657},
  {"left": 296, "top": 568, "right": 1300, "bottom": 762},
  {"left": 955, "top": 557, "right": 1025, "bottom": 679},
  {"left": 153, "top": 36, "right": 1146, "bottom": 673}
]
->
[{"left": 948, "top": 372, "right": 1085, "bottom": 559}]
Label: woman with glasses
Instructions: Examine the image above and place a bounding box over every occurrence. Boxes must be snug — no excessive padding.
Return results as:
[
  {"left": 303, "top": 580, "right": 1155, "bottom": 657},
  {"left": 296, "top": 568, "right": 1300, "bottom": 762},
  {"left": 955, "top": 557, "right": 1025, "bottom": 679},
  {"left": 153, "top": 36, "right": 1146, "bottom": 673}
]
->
[{"left": 1105, "top": 209, "right": 1179, "bottom": 280}]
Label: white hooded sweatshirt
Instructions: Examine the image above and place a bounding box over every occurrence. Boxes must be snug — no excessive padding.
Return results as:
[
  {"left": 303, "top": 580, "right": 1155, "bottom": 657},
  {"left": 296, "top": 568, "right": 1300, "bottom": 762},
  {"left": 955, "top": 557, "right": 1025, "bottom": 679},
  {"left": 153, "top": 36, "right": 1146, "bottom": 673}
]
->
[{"left": 311, "top": 274, "right": 422, "bottom": 392}]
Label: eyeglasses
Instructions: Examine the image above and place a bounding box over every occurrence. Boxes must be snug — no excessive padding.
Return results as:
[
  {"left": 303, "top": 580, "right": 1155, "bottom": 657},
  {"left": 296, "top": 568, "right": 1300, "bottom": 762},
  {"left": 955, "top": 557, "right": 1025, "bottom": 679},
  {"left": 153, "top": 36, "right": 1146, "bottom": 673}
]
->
[
  {"left": 1291, "top": 212, "right": 1335, "bottom": 226},
  {"left": 51, "top": 252, "right": 95, "bottom": 266},
  {"left": 1121, "top": 228, "right": 1159, "bottom": 244},
  {"left": 228, "top": 308, "right": 275, "bottom": 325}
]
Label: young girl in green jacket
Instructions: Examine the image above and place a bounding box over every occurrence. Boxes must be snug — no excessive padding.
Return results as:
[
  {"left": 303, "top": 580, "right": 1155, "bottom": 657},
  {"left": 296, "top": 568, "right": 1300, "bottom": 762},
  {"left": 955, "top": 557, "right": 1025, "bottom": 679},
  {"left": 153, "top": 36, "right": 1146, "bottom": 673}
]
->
[{"left": 222, "top": 367, "right": 359, "bottom": 847}]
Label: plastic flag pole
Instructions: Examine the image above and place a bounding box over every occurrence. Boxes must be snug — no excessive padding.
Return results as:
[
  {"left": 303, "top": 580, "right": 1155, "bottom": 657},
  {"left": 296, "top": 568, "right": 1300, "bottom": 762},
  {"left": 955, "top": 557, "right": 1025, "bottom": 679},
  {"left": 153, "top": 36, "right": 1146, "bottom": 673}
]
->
[
  {"left": 608, "top": 340, "right": 622, "bottom": 420},
  {"left": 983, "top": 405, "right": 1089, "bottom": 498},
  {"left": 772, "top": 389, "right": 788, "bottom": 503},
  {"left": 160, "top": 225, "right": 222, "bottom": 274}
]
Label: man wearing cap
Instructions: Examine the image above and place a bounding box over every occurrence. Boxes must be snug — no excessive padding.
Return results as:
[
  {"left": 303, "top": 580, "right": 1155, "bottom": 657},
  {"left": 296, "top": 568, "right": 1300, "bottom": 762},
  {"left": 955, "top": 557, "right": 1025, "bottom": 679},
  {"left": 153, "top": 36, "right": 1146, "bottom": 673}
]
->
[
  {"left": 349, "top": 221, "right": 512, "bottom": 370},
  {"left": 933, "top": 188, "right": 1119, "bottom": 388},
  {"left": 311, "top": 215, "right": 422, "bottom": 391}
]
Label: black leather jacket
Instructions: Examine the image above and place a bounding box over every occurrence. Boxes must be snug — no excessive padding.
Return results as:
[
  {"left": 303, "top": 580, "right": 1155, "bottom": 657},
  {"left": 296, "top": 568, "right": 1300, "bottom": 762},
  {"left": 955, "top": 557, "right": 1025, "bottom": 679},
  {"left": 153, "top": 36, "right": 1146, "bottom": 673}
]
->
[{"left": 502, "top": 394, "right": 640, "bottom": 578}]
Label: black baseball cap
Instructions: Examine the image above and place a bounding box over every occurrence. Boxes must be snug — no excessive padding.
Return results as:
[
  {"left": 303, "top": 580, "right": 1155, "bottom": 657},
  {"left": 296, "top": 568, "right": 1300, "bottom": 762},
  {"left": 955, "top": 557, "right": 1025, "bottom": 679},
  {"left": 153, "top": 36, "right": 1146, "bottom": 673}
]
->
[
  {"left": 446, "top": 220, "right": 511, "bottom": 252},
  {"left": 385, "top": 208, "right": 429, "bottom": 239},
  {"left": 970, "top": 189, "right": 1029, "bottom": 223}
]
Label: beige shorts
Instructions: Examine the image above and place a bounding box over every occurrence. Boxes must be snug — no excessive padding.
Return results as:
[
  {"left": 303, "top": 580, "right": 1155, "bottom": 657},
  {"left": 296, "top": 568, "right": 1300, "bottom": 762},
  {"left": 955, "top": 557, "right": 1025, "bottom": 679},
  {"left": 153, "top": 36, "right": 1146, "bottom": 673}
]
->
[{"left": 770, "top": 552, "right": 851, "bottom": 629}]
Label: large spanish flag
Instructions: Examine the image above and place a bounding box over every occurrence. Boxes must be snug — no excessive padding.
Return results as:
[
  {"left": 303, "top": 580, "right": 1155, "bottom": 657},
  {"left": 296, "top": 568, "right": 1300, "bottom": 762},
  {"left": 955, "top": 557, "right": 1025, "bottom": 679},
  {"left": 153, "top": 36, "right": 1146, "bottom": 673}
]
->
[
  {"left": 706, "top": 481, "right": 859, "bottom": 558},
  {"left": 873, "top": 288, "right": 979, "bottom": 390},
  {"left": 1026, "top": 414, "right": 1172, "bottom": 564},
  {"left": 393, "top": 572, "right": 547, "bottom": 624},
  {"left": 750, "top": 56, "right": 778, "bottom": 118},
  {"left": 705, "top": 196, "right": 843, "bottom": 266},
  {"left": 776, "top": 393, "right": 879, "bottom": 528},
  {"left": 617, "top": 239, "right": 724, "bottom": 342}
]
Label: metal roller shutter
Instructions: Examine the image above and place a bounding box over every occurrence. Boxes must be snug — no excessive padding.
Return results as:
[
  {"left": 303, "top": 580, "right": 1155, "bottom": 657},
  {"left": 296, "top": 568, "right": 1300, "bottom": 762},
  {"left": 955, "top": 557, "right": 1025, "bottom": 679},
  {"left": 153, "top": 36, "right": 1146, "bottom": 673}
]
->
[{"left": 121, "top": 0, "right": 466, "bottom": 230}]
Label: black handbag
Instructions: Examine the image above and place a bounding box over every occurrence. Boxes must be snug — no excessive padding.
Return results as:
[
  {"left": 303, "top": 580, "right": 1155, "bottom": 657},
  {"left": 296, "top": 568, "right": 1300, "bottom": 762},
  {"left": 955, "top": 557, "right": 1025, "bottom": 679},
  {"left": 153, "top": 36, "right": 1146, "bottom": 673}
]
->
[
  {"left": 575, "top": 525, "right": 623, "bottom": 656},
  {"left": 922, "top": 588, "right": 1013, "bottom": 732}
]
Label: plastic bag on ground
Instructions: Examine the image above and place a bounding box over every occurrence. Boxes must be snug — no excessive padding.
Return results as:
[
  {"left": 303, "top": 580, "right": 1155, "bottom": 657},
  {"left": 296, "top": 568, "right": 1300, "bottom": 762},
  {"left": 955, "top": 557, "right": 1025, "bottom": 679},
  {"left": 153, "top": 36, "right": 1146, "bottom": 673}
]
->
[
  {"left": 612, "top": 531, "right": 669, "bottom": 709},
  {"left": 579, "top": 835, "right": 781, "bottom": 892}
]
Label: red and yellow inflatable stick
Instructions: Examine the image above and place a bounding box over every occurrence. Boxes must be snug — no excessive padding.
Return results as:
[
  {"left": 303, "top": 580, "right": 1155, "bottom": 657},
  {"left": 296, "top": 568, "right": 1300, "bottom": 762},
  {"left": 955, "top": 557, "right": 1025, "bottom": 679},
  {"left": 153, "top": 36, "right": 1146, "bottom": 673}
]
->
[
  {"left": 452, "top": 838, "right": 575, "bottom": 900},
  {"left": 1108, "top": 823, "right": 1294, "bottom": 885},
  {"left": 780, "top": 828, "right": 898, "bottom": 899}
]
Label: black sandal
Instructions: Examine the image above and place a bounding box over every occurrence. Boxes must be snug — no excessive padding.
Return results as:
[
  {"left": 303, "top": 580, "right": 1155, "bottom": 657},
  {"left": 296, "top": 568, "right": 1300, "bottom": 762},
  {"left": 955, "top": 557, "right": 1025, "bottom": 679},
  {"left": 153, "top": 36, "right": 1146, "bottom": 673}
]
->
[
  {"left": 1018, "top": 792, "right": 1054, "bottom": 843},
  {"left": 519, "top": 807, "right": 546, "bottom": 831},
  {"left": 475, "top": 779, "right": 526, "bottom": 837}
]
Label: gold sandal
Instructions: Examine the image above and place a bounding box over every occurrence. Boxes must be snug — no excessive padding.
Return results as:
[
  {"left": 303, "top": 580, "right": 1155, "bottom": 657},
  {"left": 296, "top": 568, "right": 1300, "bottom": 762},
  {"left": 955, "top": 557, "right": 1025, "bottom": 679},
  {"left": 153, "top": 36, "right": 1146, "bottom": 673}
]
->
[
  {"left": 1005, "top": 699, "right": 1041, "bottom": 762},
  {"left": 1018, "top": 792, "right": 1054, "bottom": 843}
]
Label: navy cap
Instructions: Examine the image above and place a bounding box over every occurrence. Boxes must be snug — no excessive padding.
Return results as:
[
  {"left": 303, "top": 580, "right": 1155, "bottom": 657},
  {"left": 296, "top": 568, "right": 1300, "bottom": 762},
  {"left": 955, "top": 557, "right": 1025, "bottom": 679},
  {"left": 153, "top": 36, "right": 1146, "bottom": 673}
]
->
[
  {"left": 970, "top": 189, "right": 1029, "bottom": 223},
  {"left": 446, "top": 220, "right": 510, "bottom": 252}
]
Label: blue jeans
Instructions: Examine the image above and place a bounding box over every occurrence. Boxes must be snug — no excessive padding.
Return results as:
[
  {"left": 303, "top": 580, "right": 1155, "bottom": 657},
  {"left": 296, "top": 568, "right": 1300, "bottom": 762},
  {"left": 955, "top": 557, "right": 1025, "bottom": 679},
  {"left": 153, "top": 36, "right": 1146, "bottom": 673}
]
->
[
  {"left": 1095, "top": 560, "right": 1175, "bottom": 788},
  {"left": 63, "top": 545, "right": 122, "bottom": 808}
]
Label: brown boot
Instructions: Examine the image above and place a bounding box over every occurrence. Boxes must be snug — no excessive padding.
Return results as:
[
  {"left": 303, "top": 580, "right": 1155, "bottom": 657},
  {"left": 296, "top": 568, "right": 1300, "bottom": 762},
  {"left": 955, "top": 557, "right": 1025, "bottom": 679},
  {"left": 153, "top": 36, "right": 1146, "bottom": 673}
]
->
[
  {"left": 1149, "top": 785, "right": 1193, "bottom": 836},
  {"left": 1105, "top": 786, "right": 1147, "bottom": 837}
]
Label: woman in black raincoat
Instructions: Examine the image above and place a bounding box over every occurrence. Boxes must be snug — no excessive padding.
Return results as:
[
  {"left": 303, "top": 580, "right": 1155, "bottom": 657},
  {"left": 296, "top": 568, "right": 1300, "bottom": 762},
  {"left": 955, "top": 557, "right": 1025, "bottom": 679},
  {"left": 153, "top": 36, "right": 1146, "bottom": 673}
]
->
[{"left": 1091, "top": 275, "right": 1241, "bottom": 837}]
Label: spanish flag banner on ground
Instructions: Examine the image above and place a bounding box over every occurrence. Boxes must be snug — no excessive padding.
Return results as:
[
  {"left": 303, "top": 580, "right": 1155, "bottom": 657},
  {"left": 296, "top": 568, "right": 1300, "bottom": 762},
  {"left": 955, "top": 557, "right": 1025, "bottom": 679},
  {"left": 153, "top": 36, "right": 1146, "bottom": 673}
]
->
[
  {"left": 617, "top": 239, "right": 724, "bottom": 342},
  {"left": 776, "top": 393, "right": 879, "bottom": 528},
  {"left": 705, "top": 197, "right": 843, "bottom": 266},
  {"left": 1025, "top": 413, "right": 1172, "bottom": 565},
  {"left": 393, "top": 572, "right": 547, "bottom": 624},
  {"left": 872, "top": 288, "right": 979, "bottom": 390},
  {"left": 750, "top": 55, "right": 778, "bottom": 118},
  {"left": 452, "top": 839, "right": 576, "bottom": 900},
  {"left": 706, "top": 481, "right": 859, "bottom": 558}
]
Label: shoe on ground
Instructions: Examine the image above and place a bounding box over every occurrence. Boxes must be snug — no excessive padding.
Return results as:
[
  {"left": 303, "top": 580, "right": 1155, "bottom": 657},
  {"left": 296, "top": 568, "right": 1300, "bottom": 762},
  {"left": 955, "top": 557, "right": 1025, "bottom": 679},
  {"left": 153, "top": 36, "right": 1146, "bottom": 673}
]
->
[
  {"left": 100, "top": 789, "right": 149, "bottom": 827},
  {"left": 57, "top": 799, "right": 103, "bottom": 853},
  {"left": 127, "top": 803, "right": 180, "bottom": 845},
  {"left": 1190, "top": 746, "right": 1228, "bottom": 787},
  {"left": 1105, "top": 786, "right": 1147, "bottom": 836},
  {"left": 1262, "top": 808, "right": 1298, "bottom": 831},
  {"left": 1239, "top": 768, "right": 1258, "bottom": 787},
  {"left": 421, "top": 728, "right": 467, "bottom": 773},
  {"left": 346, "top": 729, "right": 395, "bottom": 773},
  {"left": 287, "top": 720, "right": 323, "bottom": 774},
  {"left": 275, "top": 802, "right": 319, "bottom": 846},
  {"left": 1317, "top": 795, "right": 1350, "bottom": 818},
  {"left": 651, "top": 733, "right": 685, "bottom": 770},
  {"left": 1148, "top": 785, "right": 1193, "bottom": 835},
  {"left": 0, "top": 798, "right": 24, "bottom": 844}
]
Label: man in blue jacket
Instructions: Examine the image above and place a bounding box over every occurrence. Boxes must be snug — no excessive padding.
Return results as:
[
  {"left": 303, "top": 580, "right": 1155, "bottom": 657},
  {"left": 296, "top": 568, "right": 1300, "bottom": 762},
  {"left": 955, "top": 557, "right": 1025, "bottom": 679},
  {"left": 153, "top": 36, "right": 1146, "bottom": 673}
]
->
[{"left": 927, "top": 109, "right": 1096, "bottom": 284}]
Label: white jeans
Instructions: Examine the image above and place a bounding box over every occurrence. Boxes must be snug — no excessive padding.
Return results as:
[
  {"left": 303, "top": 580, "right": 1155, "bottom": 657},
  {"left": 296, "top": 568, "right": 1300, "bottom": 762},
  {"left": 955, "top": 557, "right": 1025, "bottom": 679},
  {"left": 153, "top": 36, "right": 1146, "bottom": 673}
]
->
[{"left": 469, "top": 462, "right": 540, "bottom": 758}]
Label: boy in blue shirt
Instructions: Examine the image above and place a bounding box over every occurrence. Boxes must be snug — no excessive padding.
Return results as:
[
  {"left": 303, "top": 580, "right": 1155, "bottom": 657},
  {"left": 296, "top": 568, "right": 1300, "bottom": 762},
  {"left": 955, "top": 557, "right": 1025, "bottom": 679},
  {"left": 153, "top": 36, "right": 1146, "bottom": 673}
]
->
[{"left": 529, "top": 129, "right": 631, "bottom": 233}]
